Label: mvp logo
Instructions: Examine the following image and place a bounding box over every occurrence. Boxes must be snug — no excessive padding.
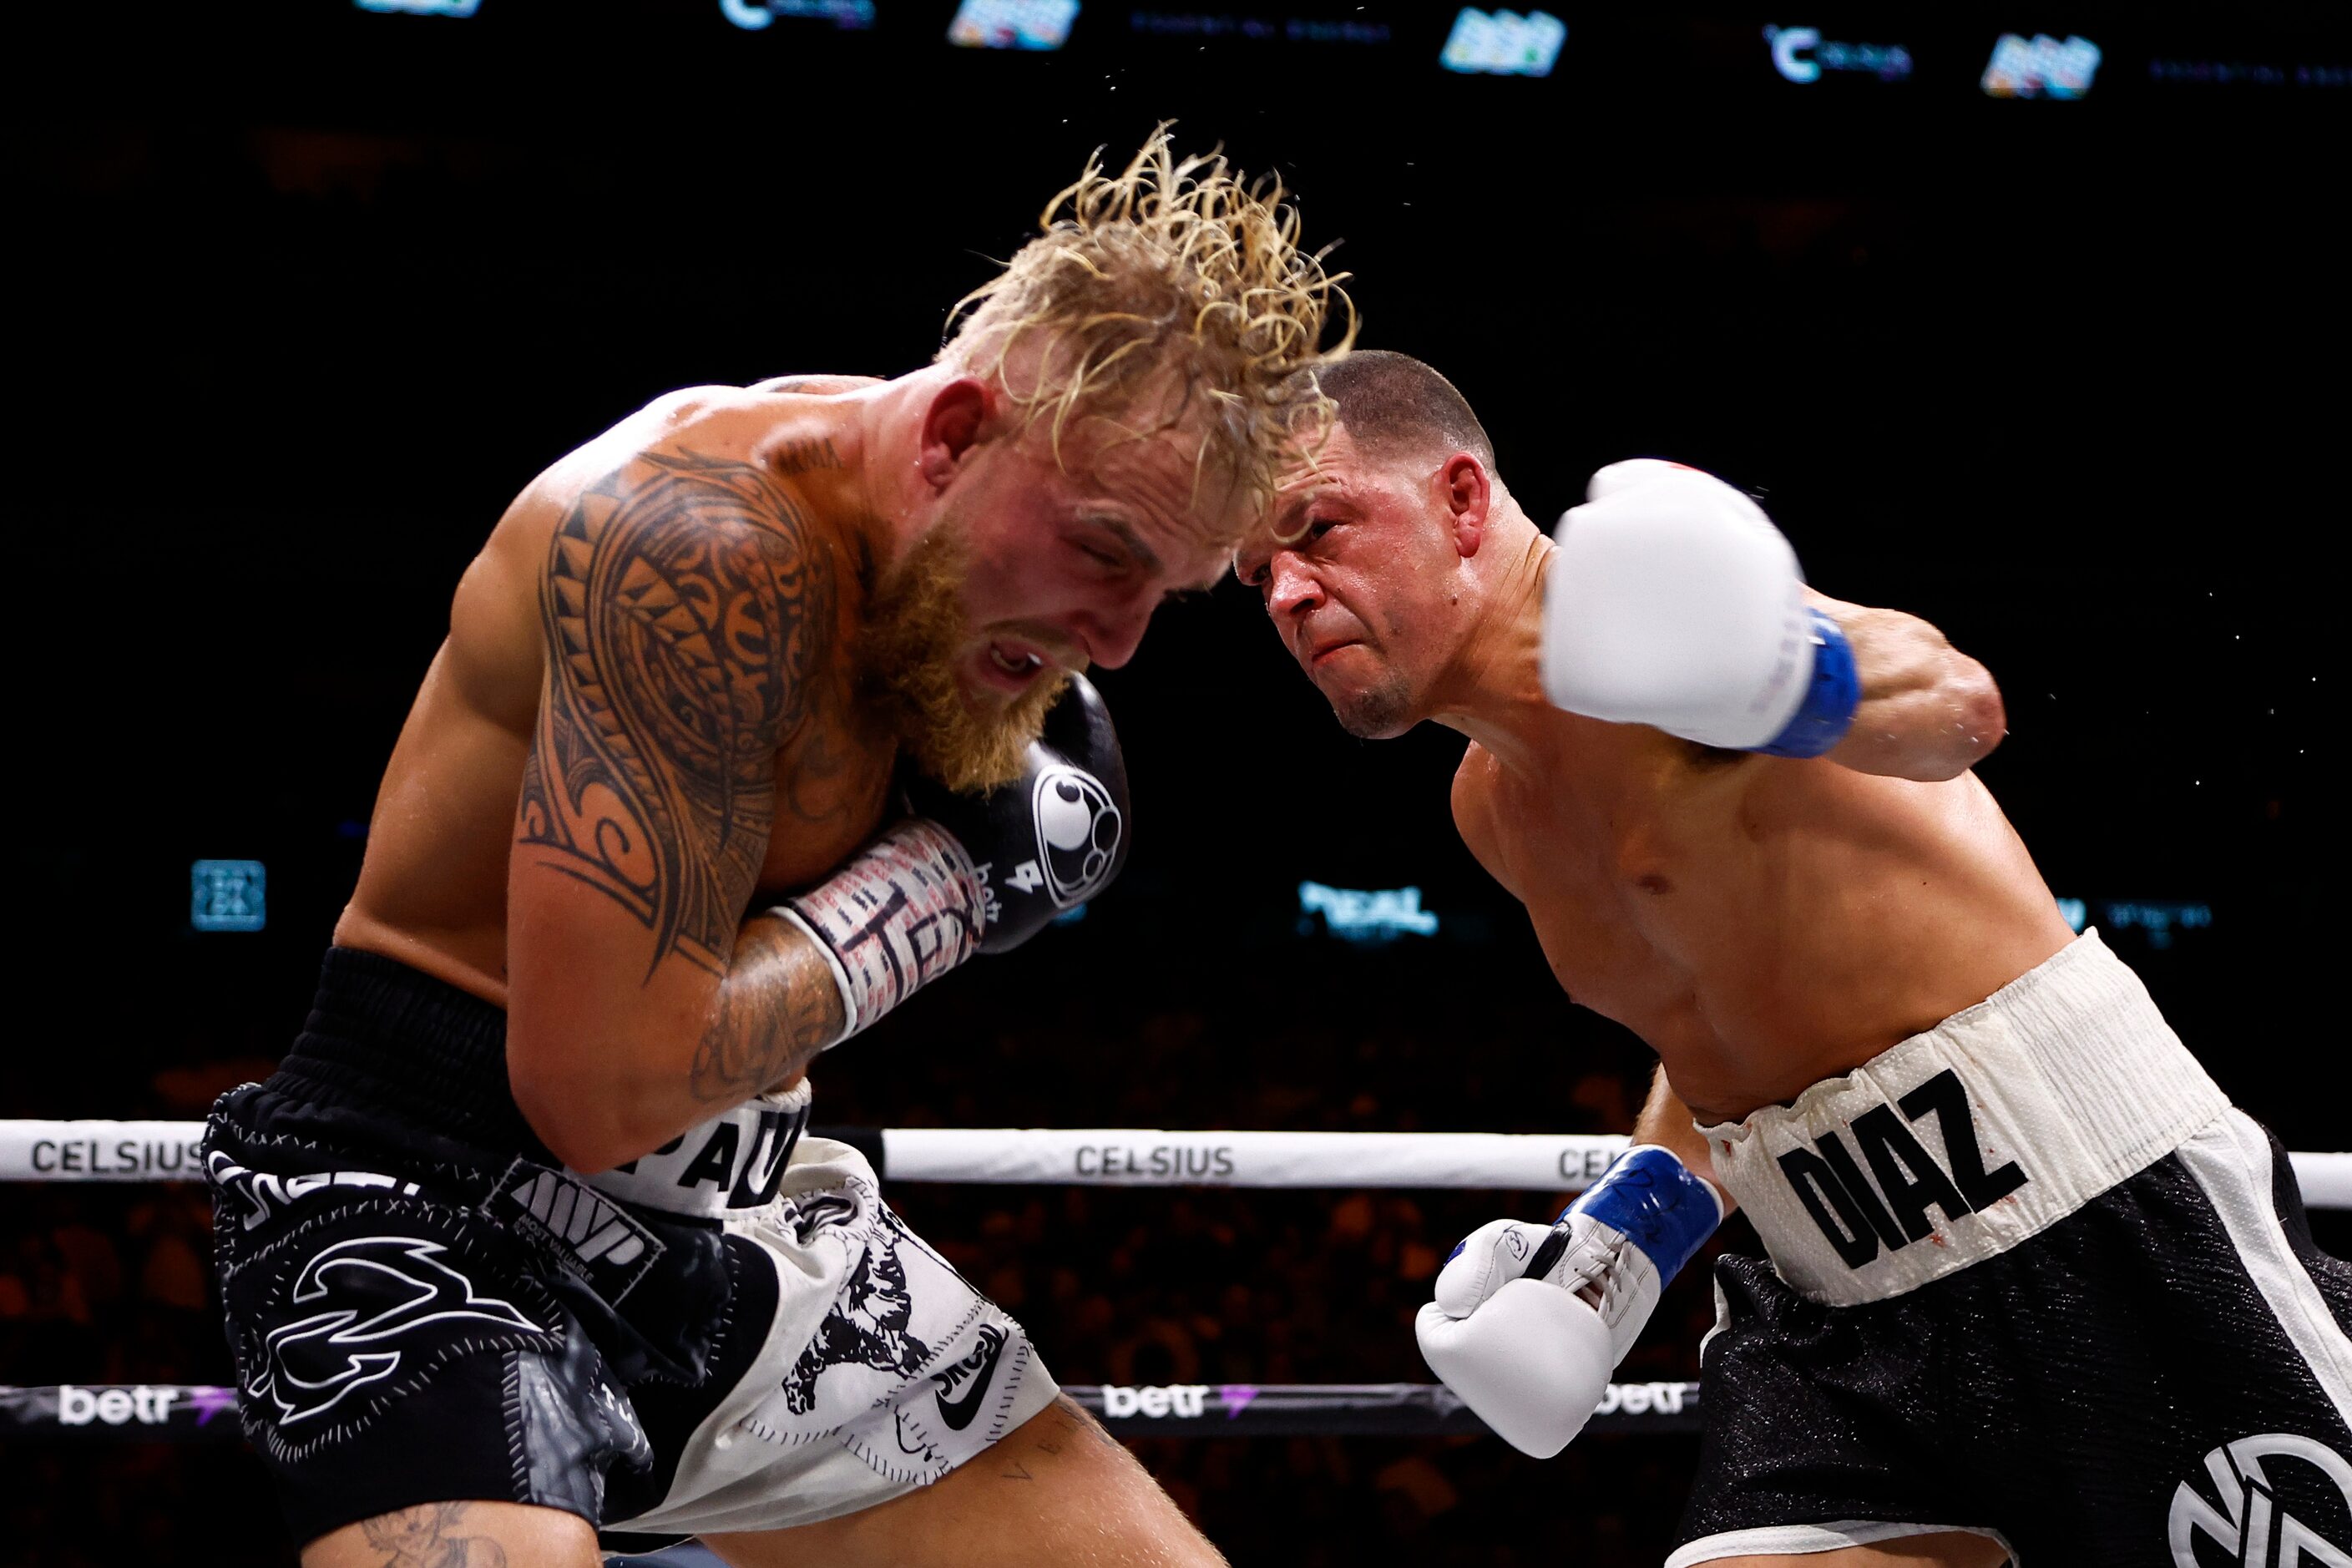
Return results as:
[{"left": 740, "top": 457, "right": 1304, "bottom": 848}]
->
[{"left": 1775, "top": 1070, "right": 2029, "bottom": 1268}]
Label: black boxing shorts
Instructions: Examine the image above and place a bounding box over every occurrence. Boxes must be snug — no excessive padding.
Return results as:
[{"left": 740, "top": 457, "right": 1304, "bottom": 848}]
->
[
  {"left": 1670, "top": 933, "right": 2352, "bottom": 1566},
  {"left": 204, "top": 948, "right": 736, "bottom": 1543},
  {"left": 205, "top": 948, "right": 1051, "bottom": 1550}
]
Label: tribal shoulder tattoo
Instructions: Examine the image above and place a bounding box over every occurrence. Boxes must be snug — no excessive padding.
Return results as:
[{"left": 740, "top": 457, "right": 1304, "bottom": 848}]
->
[{"left": 518, "top": 449, "right": 831, "bottom": 979}]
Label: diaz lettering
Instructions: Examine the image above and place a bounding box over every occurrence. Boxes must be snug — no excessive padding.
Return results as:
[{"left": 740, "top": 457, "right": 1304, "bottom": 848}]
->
[
  {"left": 1073, "top": 1145, "right": 1237, "bottom": 1181},
  {"left": 1776, "top": 1069, "right": 2028, "bottom": 1268}
]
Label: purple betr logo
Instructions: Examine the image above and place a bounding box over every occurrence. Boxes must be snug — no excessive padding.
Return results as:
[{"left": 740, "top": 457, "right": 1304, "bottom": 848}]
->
[
  {"left": 1216, "top": 1384, "right": 1258, "bottom": 1419},
  {"left": 190, "top": 1386, "right": 238, "bottom": 1425}
]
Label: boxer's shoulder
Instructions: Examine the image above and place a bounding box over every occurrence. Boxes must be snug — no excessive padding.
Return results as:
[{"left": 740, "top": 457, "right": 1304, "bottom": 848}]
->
[
  {"left": 745, "top": 372, "right": 886, "bottom": 396},
  {"left": 556, "top": 382, "right": 849, "bottom": 476}
]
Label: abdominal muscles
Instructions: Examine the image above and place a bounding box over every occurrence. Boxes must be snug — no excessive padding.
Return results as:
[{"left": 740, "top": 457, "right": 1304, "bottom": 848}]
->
[{"left": 1509, "top": 766, "right": 2073, "bottom": 1122}]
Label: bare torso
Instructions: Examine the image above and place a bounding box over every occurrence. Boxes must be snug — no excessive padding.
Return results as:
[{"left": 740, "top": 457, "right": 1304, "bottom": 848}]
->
[
  {"left": 335, "top": 379, "right": 898, "bottom": 1008},
  {"left": 1453, "top": 717, "right": 2076, "bottom": 1122}
]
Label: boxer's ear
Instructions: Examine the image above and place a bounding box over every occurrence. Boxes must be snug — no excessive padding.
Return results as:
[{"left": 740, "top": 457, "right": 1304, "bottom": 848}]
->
[
  {"left": 918, "top": 377, "right": 993, "bottom": 489},
  {"left": 1439, "top": 452, "right": 1492, "bottom": 559}
]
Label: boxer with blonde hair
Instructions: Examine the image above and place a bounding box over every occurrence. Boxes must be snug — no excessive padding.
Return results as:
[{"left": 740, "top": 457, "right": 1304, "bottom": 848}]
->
[{"left": 204, "top": 130, "right": 1346, "bottom": 1568}]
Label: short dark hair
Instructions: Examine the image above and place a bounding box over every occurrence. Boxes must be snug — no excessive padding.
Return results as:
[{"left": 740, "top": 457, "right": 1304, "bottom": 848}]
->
[{"left": 1317, "top": 349, "right": 1495, "bottom": 468}]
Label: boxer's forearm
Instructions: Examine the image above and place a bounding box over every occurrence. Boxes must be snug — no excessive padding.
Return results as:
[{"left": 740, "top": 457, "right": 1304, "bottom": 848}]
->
[
  {"left": 542, "top": 913, "right": 847, "bottom": 1175},
  {"left": 689, "top": 909, "right": 849, "bottom": 1108},
  {"left": 1632, "top": 1067, "right": 1737, "bottom": 1215},
  {"left": 1809, "top": 592, "right": 2006, "bottom": 781}
]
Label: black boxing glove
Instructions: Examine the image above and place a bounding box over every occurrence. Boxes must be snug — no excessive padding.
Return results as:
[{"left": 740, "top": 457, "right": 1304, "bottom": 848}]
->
[
  {"left": 906, "top": 673, "right": 1130, "bottom": 953},
  {"left": 772, "top": 676, "right": 1130, "bottom": 1043}
]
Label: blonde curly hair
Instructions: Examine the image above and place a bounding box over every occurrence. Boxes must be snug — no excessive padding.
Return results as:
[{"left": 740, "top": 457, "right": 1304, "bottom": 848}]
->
[{"left": 940, "top": 125, "right": 1353, "bottom": 537}]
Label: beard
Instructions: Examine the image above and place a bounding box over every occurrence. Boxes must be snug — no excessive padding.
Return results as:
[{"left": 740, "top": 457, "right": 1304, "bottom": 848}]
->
[
  {"left": 856, "top": 525, "right": 1072, "bottom": 793},
  {"left": 1331, "top": 675, "right": 1415, "bottom": 740},
  {"left": 1314, "top": 645, "right": 1415, "bottom": 739}
]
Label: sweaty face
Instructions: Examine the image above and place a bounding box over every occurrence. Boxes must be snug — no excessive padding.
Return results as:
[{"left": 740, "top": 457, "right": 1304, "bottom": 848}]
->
[
  {"left": 866, "top": 414, "right": 1237, "bottom": 791},
  {"left": 1237, "top": 425, "right": 1464, "bottom": 740}
]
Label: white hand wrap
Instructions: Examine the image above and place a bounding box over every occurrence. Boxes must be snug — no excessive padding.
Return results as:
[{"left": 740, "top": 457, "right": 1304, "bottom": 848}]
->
[
  {"left": 1540, "top": 459, "right": 1855, "bottom": 755},
  {"left": 772, "top": 819, "right": 984, "bottom": 1044}
]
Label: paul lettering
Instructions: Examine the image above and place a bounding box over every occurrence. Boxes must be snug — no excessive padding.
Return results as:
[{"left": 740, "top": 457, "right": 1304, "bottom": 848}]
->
[
  {"left": 728, "top": 1107, "right": 801, "bottom": 1208},
  {"left": 677, "top": 1124, "right": 741, "bottom": 1191}
]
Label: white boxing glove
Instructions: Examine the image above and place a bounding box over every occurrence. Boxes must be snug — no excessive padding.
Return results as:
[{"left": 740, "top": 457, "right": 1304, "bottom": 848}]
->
[
  {"left": 1416, "top": 1146, "right": 1724, "bottom": 1458},
  {"left": 1540, "top": 460, "right": 1859, "bottom": 756}
]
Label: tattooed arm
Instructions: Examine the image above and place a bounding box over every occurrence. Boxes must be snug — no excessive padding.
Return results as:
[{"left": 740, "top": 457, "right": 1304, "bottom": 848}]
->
[
  {"left": 505, "top": 449, "right": 851, "bottom": 1172},
  {"left": 356, "top": 1502, "right": 514, "bottom": 1568}
]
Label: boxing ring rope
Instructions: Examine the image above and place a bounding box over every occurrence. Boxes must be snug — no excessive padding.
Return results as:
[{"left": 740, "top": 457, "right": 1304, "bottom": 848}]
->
[
  {"left": 7, "top": 1120, "right": 2351, "bottom": 1204},
  {"left": 0, "top": 1380, "right": 1703, "bottom": 1442},
  {"left": 6, "top": 1120, "right": 2344, "bottom": 1446}
]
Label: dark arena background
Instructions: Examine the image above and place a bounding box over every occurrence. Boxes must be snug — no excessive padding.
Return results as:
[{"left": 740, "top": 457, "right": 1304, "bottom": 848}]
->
[{"left": 8, "top": 3, "right": 2346, "bottom": 1565}]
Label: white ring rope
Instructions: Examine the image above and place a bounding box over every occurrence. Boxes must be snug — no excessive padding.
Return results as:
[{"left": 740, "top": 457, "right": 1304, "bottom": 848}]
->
[
  {"left": 876, "top": 1127, "right": 1634, "bottom": 1190},
  {"left": 5, "top": 1119, "right": 2349, "bottom": 1206}
]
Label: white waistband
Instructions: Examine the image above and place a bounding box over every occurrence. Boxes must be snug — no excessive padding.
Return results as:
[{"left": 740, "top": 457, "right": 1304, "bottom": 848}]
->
[
  {"left": 1698, "top": 930, "right": 2228, "bottom": 1306},
  {"left": 584, "top": 1078, "right": 814, "bottom": 1219}
]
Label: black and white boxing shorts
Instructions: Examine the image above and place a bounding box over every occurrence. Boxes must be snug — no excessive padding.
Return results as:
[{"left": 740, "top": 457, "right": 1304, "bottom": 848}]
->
[
  {"left": 204, "top": 948, "right": 1055, "bottom": 1548},
  {"left": 1670, "top": 930, "right": 2352, "bottom": 1566}
]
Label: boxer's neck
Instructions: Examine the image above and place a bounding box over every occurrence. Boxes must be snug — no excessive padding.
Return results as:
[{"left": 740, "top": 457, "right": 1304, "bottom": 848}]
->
[
  {"left": 1425, "top": 528, "right": 1555, "bottom": 773},
  {"left": 791, "top": 365, "right": 970, "bottom": 584}
]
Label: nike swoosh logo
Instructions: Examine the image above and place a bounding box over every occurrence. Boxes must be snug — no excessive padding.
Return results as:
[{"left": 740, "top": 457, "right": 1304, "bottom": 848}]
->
[{"left": 933, "top": 1327, "right": 1008, "bottom": 1432}]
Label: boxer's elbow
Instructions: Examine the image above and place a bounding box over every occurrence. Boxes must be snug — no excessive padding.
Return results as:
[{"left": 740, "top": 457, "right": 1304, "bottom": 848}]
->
[
  {"left": 1841, "top": 655, "right": 2006, "bottom": 781},
  {"left": 1945, "top": 656, "right": 2006, "bottom": 773},
  {"left": 508, "top": 1034, "right": 654, "bottom": 1175}
]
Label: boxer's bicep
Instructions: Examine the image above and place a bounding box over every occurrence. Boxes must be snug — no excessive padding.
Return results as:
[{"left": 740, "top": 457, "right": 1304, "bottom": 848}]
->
[
  {"left": 505, "top": 451, "right": 833, "bottom": 1167},
  {"left": 1807, "top": 590, "right": 2006, "bottom": 781}
]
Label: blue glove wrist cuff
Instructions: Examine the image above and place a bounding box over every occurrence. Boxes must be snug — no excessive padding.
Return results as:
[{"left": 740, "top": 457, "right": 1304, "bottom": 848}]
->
[
  {"left": 1562, "top": 1146, "right": 1722, "bottom": 1282},
  {"left": 1753, "top": 609, "right": 1859, "bottom": 759}
]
